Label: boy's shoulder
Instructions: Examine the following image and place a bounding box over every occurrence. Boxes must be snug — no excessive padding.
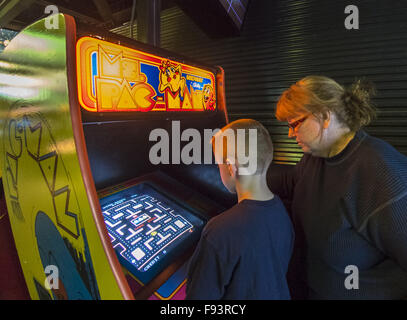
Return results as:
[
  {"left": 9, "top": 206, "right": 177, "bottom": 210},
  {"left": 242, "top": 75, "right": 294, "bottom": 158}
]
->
[
  {"left": 202, "top": 203, "right": 244, "bottom": 241},
  {"left": 202, "top": 196, "right": 288, "bottom": 245}
]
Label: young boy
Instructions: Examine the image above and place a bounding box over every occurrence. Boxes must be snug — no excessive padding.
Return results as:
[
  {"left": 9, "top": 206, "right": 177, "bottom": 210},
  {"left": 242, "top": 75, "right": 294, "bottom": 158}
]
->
[{"left": 186, "top": 119, "right": 294, "bottom": 300}]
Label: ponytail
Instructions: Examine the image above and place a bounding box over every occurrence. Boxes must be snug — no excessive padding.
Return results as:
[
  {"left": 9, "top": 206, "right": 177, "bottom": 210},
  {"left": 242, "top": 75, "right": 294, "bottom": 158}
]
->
[{"left": 340, "top": 79, "right": 377, "bottom": 131}]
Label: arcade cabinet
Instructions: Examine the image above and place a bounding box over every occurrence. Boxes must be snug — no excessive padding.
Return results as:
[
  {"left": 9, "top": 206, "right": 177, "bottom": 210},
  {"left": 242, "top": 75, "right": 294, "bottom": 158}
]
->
[{"left": 0, "top": 14, "right": 234, "bottom": 300}]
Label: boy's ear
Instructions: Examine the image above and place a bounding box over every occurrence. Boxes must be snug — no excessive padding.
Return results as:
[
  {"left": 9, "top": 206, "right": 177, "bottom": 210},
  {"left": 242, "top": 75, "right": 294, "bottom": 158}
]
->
[{"left": 226, "top": 159, "right": 237, "bottom": 177}]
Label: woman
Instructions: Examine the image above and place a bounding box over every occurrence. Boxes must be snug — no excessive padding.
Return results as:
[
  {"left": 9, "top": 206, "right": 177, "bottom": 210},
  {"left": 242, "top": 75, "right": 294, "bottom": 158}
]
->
[{"left": 267, "top": 75, "right": 407, "bottom": 299}]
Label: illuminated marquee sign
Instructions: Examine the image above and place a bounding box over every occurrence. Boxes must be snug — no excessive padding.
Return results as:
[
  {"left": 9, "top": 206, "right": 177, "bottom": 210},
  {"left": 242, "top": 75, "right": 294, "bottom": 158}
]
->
[{"left": 76, "top": 37, "right": 216, "bottom": 112}]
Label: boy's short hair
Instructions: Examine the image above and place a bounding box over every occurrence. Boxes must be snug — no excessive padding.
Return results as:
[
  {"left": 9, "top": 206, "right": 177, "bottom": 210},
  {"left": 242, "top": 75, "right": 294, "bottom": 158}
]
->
[{"left": 211, "top": 119, "right": 274, "bottom": 175}]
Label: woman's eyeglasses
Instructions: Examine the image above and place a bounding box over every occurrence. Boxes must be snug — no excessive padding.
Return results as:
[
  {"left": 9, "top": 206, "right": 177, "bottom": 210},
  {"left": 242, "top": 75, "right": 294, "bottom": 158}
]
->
[{"left": 287, "top": 115, "right": 309, "bottom": 131}]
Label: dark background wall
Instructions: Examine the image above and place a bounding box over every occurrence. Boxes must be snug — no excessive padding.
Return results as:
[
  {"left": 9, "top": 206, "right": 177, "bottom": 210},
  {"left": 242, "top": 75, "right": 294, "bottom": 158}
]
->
[{"left": 113, "top": 0, "right": 407, "bottom": 165}]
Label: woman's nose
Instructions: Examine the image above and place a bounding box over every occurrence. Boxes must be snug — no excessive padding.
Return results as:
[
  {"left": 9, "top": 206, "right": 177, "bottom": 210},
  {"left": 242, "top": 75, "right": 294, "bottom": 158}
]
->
[{"left": 288, "top": 127, "right": 296, "bottom": 138}]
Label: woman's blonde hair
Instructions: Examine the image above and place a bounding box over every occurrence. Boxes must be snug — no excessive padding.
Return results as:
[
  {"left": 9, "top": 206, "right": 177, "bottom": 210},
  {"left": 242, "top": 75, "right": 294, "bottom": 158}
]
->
[{"left": 276, "top": 75, "right": 377, "bottom": 131}]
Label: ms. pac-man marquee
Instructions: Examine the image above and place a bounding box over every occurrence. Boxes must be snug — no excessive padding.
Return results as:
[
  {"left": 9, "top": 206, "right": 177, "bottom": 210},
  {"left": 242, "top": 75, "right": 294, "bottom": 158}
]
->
[{"left": 76, "top": 37, "right": 217, "bottom": 113}]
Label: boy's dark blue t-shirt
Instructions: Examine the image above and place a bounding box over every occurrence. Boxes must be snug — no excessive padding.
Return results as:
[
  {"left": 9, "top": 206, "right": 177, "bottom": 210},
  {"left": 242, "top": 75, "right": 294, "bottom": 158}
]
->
[{"left": 186, "top": 195, "right": 294, "bottom": 300}]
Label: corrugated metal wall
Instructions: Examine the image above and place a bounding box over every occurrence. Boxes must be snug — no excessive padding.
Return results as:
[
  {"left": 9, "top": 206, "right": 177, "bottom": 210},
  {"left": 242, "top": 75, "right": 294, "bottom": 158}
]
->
[{"left": 112, "top": 0, "right": 407, "bottom": 165}]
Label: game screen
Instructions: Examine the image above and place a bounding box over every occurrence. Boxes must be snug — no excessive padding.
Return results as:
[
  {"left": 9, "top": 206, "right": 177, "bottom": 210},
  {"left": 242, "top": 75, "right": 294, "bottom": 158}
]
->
[{"left": 99, "top": 183, "right": 205, "bottom": 284}]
